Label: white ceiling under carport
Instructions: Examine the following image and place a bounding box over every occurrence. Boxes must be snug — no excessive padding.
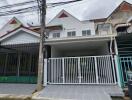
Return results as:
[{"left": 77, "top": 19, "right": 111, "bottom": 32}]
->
[{"left": 51, "top": 40, "right": 109, "bottom": 51}]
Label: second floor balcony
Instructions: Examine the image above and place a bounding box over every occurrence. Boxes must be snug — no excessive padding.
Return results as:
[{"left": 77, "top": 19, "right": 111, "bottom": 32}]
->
[
  {"left": 96, "top": 23, "right": 114, "bottom": 35},
  {"left": 46, "top": 23, "right": 115, "bottom": 42}
]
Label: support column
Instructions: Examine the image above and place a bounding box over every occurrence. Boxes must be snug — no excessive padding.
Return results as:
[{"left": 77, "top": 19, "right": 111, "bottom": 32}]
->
[
  {"left": 114, "top": 55, "right": 123, "bottom": 87},
  {"left": 45, "top": 45, "right": 51, "bottom": 58},
  {"left": 44, "top": 59, "right": 47, "bottom": 86},
  {"left": 114, "top": 37, "right": 123, "bottom": 87}
]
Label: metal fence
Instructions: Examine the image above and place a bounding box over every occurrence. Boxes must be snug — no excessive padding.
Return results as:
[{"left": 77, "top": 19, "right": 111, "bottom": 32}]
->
[
  {"left": 119, "top": 56, "right": 132, "bottom": 86},
  {"left": 0, "top": 43, "right": 39, "bottom": 83},
  {"left": 47, "top": 55, "right": 116, "bottom": 84}
]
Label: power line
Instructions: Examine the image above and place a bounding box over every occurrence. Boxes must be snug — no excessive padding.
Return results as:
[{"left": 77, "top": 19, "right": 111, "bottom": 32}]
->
[
  {"left": 0, "top": 6, "right": 38, "bottom": 16},
  {"left": 0, "top": 0, "right": 82, "bottom": 16},
  {"left": 0, "top": 0, "right": 81, "bottom": 10},
  {"left": 0, "top": 0, "right": 36, "bottom": 9}
]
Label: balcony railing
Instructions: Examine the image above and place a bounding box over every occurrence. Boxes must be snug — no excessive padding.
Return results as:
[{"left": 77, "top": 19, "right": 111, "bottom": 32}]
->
[
  {"left": 97, "top": 23, "right": 113, "bottom": 35},
  {"left": 117, "top": 32, "right": 131, "bottom": 36}
]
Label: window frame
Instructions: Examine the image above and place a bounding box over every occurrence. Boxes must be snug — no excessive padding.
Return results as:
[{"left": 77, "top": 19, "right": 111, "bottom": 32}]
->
[
  {"left": 82, "top": 30, "right": 91, "bottom": 36},
  {"left": 52, "top": 32, "right": 60, "bottom": 38},
  {"left": 67, "top": 31, "right": 76, "bottom": 37}
]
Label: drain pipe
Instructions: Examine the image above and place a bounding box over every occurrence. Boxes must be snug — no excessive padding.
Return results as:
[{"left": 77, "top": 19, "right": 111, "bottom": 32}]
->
[
  {"left": 110, "top": 37, "right": 113, "bottom": 55},
  {"left": 114, "top": 37, "right": 118, "bottom": 55},
  {"left": 110, "top": 36, "right": 119, "bottom": 55}
]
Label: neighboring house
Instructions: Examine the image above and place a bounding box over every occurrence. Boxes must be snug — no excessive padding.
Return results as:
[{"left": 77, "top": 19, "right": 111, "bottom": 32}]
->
[
  {"left": 88, "top": 1, "right": 132, "bottom": 87},
  {"left": 0, "top": 17, "right": 22, "bottom": 37},
  {"left": 0, "top": 17, "right": 64, "bottom": 84},
  {"left": 0, "top": 18, "right": 40, "bottom": 83}
]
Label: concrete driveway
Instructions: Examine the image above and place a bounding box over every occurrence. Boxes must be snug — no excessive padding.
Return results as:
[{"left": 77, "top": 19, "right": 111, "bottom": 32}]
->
[{"left": 34, "top": 85, "right": 124, "bottom": 100}]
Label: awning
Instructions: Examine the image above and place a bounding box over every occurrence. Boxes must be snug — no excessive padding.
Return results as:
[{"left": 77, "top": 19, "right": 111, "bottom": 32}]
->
[{"left": 115, "top": 23, "right": 131, "bottom": 29}]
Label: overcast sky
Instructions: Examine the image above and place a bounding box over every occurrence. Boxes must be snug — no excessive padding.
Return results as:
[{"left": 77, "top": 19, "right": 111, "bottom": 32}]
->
[{"left": 0, "top": 0, "right": 132, "bottom": 29}]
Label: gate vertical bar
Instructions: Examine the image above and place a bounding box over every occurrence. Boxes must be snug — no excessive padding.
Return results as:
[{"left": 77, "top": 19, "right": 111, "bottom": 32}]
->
[
  {"left": 62, "top": 58, "right": 65, "bottom": 83},
  {"left": 78, "top": 57, "right": 81, "bottom": 83},
  {"left": 17, "top": 52, "right": 21, "bottom": 77},
  {"left": 4, "top": 53, "right": 8, "bottom": 76},
  {"left": 29, "top": 54, "right": 32, "bottom": 83},
  {"left": 94, "top": 57, "right": 99, "bottom": 84}
]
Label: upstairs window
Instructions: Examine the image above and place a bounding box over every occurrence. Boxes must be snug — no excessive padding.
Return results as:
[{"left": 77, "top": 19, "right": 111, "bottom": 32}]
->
[
  {"left": 82, "top": 30, "right": 91, "bottom": 36},
  {"left": 98, "top": 24, "right": 111, "bottom": 31},
  {"left": 116, "top": 26, "right": 128, "bottom": 36},
  {"left": 53, "top": 33, "right": 60, "bottom": 38},
  {"left": 67, "top": 31, "right": 76, "bottom": 37}
]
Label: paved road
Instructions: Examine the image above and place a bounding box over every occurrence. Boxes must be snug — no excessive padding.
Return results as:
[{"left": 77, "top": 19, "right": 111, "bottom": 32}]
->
[{"left": 0, "top": 83, "right": 36, "bottom": 99}]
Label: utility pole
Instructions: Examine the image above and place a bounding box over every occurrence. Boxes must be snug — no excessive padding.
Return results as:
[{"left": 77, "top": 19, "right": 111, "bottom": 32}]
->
[{"left": 36, "top": 0, "right": 46, "bottom": 91}]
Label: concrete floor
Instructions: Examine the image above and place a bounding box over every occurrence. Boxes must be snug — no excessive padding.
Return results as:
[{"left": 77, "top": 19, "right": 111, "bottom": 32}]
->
[
  {"left": 0, "top": 84, "right": 125, "bottom": 100},
  {"left": 36, "top": 85, "right": 124, "bottom": 100}
]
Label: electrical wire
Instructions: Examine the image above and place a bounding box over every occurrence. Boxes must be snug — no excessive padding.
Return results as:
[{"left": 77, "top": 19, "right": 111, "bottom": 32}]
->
[
  {"left": 0, "top": 0, "right": 82, "bottom": 16},
  {"left": 0, "top": 0, "right": 36, "bottom": 9}
]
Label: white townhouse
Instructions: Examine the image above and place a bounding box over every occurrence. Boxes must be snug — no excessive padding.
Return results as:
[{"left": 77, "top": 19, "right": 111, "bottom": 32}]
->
[
  {"left": 38, "top": 2, "right": 127, "bottom": 98},
  {"left": 43, "top": 9, "right": 117, "bottom": 86}
]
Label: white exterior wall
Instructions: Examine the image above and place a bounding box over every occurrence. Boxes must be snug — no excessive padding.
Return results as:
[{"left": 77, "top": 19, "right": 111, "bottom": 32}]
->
[
  {"left": 1, "top": 31, "right": 39, "bottom": 45},
  {"left": 47, "top": 12, "right": 95, "bottom": 39},
  {"left": 0, "top": 18, "right": 22, "bottom": 37}
]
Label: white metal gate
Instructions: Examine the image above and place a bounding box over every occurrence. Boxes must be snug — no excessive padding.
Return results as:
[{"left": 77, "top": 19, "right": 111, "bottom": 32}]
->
[{"left": 47, "top": 55, "right": 116, "bottom": 84}]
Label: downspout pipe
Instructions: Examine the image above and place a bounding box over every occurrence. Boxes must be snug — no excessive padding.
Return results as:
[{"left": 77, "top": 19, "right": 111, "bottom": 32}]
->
[{"left": 110, "top": 37, "right": 113, "bottom": 55}]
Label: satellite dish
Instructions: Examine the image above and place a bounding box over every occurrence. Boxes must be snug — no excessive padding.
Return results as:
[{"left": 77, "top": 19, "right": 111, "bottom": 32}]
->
[{"left": 127, "top": 25, "right": 132, "bottom": 33}]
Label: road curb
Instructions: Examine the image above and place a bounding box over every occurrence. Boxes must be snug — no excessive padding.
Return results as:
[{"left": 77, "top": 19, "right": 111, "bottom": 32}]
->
[{"left": 0, "top": 94, "right": 32, "bottom": 100}]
